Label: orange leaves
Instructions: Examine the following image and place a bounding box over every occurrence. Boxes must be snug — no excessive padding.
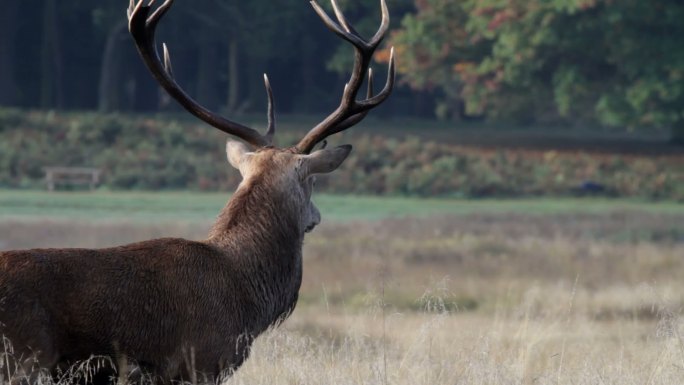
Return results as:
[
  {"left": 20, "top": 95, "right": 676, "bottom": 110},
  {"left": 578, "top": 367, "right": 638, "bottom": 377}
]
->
[
  {"left": 578, "top": 0, "right": 598, "bottom": 11},
  {"left": 375, "top": 46, "right": 395, "bottom": 64},
  {"left": 487, "top": 9, "right": 517, "bottom": 31},
  {"left": 376, "top": 45, "right": 412, "bottom": 78},
  {"left": 453, "top": 61, "right": 475, "bottom": 74}
]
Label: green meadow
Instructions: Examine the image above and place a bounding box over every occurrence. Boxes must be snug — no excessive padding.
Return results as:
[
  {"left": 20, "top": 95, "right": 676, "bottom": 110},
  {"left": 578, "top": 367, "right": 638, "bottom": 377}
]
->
[{"left": 1, "top": 189, "right": 682, "bottom": 223}]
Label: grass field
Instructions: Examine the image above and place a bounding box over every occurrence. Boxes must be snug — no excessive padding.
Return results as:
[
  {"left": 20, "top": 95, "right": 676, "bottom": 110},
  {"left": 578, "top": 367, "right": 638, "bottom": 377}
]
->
[
  {"left": 1, "top": 190, "right": 683, "bottom": 384},
  {"left": 1, "top": 189, "right": 682, "bottom": 222}
]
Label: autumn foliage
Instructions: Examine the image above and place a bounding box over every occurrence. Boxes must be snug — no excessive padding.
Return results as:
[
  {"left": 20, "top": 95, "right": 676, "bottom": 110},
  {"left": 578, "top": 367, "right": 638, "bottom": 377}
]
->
[
  {"left": 384, "top": 0, "right": 684, "bottom": 142},
  {"left": 1, "top": 109, "right": 681, "bottom": 200}
]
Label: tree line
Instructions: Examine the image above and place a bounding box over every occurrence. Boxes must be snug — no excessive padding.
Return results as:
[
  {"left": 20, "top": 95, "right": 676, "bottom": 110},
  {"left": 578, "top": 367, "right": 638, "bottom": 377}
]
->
[
  {"left": 386, "top": 0, "right": 684, "bottom": 143},
  {"left": 0, "top": 0, "right": 420, "bottom": 118},
  {"left": 1, "top": 0, "right": 682, "bottom": 142}
]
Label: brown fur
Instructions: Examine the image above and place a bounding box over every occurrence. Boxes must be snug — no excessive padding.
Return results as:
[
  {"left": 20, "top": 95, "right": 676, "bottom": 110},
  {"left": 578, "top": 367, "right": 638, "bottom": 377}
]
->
[{"left": 0, "top": 146, "right": 348, "bottom": 384}]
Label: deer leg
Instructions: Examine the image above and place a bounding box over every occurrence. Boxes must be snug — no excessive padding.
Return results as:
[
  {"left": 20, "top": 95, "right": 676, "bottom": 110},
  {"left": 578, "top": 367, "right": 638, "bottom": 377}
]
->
[{"left": 1, "top": 323, "right": 59, "bottom": 385}]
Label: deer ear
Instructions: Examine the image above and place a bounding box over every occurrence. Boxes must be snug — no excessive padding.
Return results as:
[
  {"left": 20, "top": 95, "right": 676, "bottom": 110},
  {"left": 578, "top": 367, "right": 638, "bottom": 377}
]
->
[
  {"left": 302, "top": 144, "right": 352, "bottom": 175},
  {"left": 226, "top": 140, "right": 250, "bottom": 169}
]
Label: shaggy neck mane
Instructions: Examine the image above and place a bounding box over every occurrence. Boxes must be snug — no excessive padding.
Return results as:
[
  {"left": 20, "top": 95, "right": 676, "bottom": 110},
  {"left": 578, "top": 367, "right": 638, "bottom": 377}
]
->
[
  {"left": 206, "top": 171, "right": 305, "bottom": 329},
  {"left": 207, "top": 172, "right": 302, "bottom": 253}
]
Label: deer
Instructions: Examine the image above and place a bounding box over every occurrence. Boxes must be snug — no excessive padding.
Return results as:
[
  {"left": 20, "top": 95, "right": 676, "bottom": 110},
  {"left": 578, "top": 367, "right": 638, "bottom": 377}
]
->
[{"left": 0, "top": 0, "right": 394, "bottom": 384}]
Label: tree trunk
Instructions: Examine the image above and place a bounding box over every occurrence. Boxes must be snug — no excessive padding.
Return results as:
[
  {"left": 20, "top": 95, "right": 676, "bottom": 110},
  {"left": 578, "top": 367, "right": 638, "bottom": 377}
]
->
[
  {"left": 671, "top": 120, "right": 684, "bottom": 146},
  {"left": 298, "top": 35, "right": 317, "bottom": 113},
  {"left": 0, "top": 0, "right": 20, "bottom": 106},
  {"left": 131, "top": 58, "right": 162, "bottom": 112},
  {"left": 196, "top": 31, "right": 219, "bottom": 111},
  {"left": 40, "top": 0, "right": 64, "bottom": 109},
  {"left": 226, "top": 37, "right": 240, "bottom": 113},
  {"left": 98, "top": 21, "right": 127, "bottom": 112}
]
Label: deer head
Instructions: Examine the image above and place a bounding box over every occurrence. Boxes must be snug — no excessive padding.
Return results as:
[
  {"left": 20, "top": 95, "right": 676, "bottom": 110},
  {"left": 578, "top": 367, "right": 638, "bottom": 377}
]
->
[
  {"left": 223, "top": 141, "right": 353, "bottom": 235},
  {"left": 127, "top": 0, "right": 395, "bottom": 206}
]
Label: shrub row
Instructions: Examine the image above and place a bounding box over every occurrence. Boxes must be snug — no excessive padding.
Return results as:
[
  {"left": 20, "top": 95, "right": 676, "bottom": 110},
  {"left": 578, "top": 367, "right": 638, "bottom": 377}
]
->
[{"left": 1, "top": 108, "right": 682, "bottom": 200}]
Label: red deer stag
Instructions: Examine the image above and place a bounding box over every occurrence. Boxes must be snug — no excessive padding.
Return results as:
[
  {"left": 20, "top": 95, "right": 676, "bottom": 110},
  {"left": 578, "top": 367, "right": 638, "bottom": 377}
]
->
[{"left": 0, "top": 0, "right": 393, "bottom": 383}]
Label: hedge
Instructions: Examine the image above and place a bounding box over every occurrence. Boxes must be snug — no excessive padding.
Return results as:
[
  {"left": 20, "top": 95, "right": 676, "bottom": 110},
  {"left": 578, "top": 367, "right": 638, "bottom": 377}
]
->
[{"left": 1, "top": 108, "right": 682, "bottom": 200}]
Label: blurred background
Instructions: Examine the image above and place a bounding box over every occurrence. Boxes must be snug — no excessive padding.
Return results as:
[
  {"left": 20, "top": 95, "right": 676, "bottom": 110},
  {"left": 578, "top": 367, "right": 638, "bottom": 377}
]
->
[{"left": 0, "top": 0, "right": 683, "bottom": 384}]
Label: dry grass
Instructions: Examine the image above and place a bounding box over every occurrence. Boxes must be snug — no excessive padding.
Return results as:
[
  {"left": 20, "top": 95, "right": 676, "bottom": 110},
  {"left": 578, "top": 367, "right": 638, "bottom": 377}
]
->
[
  {"left": 1, "top": 208, "right": 683, "bottom": 384},
  {"left": 232, "top": 299, "right": 684, "bottom": 385}
]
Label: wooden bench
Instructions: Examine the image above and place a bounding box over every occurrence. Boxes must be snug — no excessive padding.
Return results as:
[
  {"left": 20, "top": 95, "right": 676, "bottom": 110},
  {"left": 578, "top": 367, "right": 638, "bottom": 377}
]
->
[{"left": 43, "top": 167, "right": 102, "bottom": 191}]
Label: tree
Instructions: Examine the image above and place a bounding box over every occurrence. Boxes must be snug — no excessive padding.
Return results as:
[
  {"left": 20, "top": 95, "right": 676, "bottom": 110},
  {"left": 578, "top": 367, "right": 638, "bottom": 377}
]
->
[
  {"left": 389, "top": 0, "right": 684, "bottom": 142},
  {"left": 0, "top": 0, "right": 416, "bottom": 117},
  {"left": 40, "top": 0, "right": 65, "bottom": 109},
  {"left": 380, "top": 0, "right": 485, "bottom": 119},
  {"left": 94, "top": 0, "right": 132, "bottom": 113},
  {"left": 188, "top": 0, "right": 312, "bottom": 114},
  {"left": 466, "top": 0, "right": 684, "bottom": 142},
  {"left": 0, "top": 0, "right": 20, "bottom": 106}
]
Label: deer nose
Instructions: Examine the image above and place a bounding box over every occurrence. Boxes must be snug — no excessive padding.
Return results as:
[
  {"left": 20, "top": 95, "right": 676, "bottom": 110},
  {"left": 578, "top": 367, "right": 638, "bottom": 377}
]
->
[
  {"left": 305, "top": 208, "right": 321, "bottom": 233},
  {"left": 313, "top": 206, "right": 321, "bottom": 224}
]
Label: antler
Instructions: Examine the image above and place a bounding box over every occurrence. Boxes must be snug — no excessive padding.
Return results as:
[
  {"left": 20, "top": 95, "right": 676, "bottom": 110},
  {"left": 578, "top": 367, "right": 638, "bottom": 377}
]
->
[
  {"left": 127, "top": 0, "right": 273, "bottom": 148},
  {"left": 295, "top": 0, "right": 395, "bottom": 154}
]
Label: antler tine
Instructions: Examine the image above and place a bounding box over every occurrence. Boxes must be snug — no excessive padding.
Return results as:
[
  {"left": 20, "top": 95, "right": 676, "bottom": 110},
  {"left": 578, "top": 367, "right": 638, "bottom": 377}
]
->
[
  {"left": 358, "top": 47, "right": 394, "bottom": 108},
  {"left": 370, "top": 0, "right": 390, "bottom": 46},
  {"left": 330, "top": 0, "right": 360, "bottom": 36},
  {"left": 309, "top": 1, "right": 367, "bottom": 50},
  {"left": 147, "top": 0, "right": 173, "bottom": 31},
  {"left": 367, "top": 68, "right": 374, "bottom": 98},
  {"left": 128, "top": 0, "right": 272, "bottom": 148},
  {"left": 321, "top": 68, "right": 376, "bottom": 138},
  {"left": 127, "top": 0, "right": 136, "bottom": 19},
  {"left": 295, "top": 0, "right": 394, "bottom": 154},
  {"left": 264, "top": 74, "right": 276, "bottom": 143},
  {"left": 162, "top": 43, "right": 174, "bottom": 77}
]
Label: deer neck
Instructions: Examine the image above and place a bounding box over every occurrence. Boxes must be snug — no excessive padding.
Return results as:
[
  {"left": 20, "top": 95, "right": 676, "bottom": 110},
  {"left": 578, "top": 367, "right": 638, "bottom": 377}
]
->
[
  {"left": 207, "top": 174, "right": 305, "bottom": 266},
  {"left": 206, "top": 176, "right": 305, "bottom": 327}
]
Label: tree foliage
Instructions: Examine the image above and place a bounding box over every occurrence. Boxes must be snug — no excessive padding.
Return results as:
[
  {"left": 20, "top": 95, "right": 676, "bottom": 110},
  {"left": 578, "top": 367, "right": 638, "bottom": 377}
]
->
[
  {"left": 388, "top": 0, "right": 684, "bottom": 140},
  {"left": 2, "top": 0, "right": 682, "bottom": 140},
  {"left": 379, "top": 0, "right": 485, "bottom": 119},
  {"left": 0, "top": 0, "right": 410, "bottom": 117}
]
